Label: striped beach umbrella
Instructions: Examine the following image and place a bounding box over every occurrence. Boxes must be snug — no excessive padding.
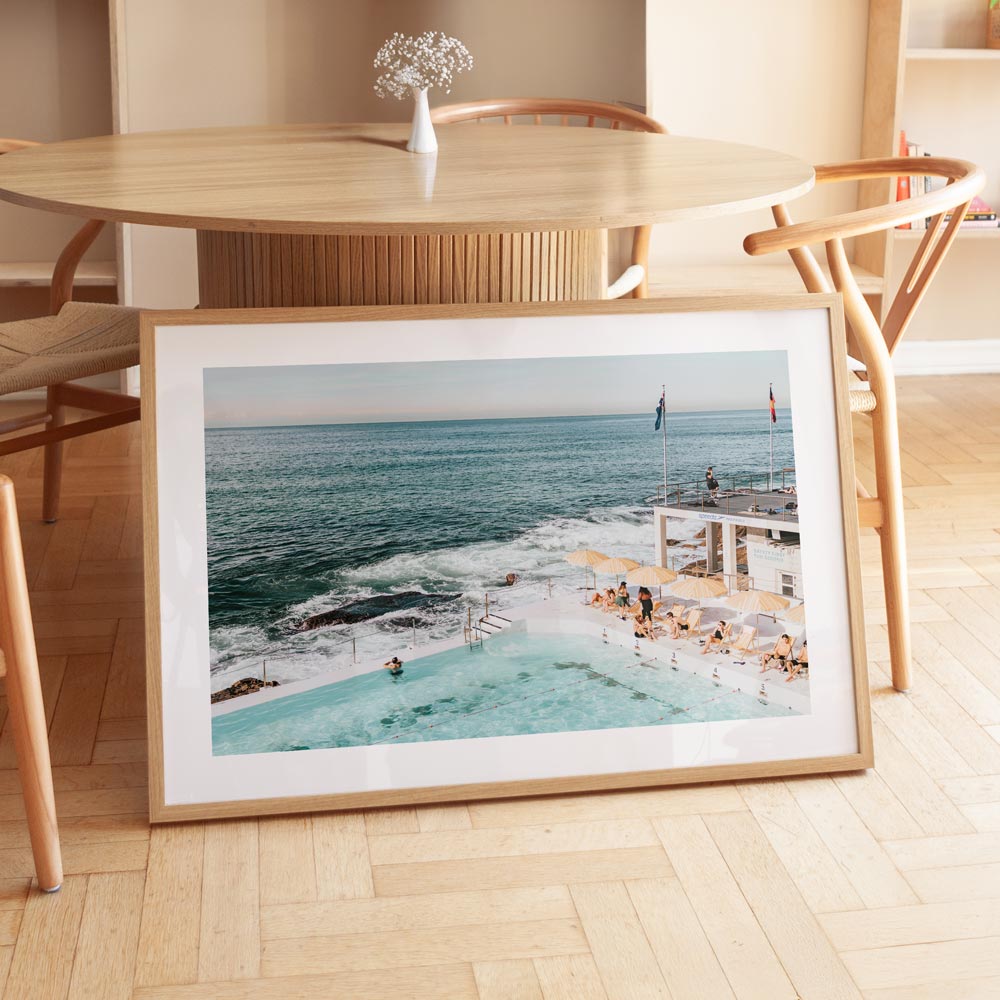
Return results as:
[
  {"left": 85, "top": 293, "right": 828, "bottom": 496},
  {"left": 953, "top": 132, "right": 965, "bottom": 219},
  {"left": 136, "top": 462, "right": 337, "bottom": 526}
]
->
[
  {"left": 784, "top": 602, "right": 807, "bottom": 624},
  {"left": 564, "top": 549, "right": 609, "bottom": 594},
  {"left": 626, "top": 564, "right": 679, "bottom": 600},
  {"left": 594, "top": 556, "right": 640, "bottom": 586},
  {"left": 670, "top": 575, "right": 728, "bottom": 610},
  {"left": 727, "top": 588, "right": 790, "bottom": 630}
]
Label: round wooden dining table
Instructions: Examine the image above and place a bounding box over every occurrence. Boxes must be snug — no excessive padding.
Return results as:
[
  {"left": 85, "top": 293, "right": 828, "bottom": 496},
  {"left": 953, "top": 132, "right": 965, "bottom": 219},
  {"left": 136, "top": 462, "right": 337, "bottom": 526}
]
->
[{"left": 0, "top": 123, "right": 814, "bottom": 307}]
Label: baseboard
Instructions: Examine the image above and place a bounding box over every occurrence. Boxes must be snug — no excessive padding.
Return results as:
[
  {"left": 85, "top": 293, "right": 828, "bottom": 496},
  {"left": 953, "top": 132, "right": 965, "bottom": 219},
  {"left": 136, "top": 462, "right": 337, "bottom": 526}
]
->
[{"left": 894, "top": 339, "right": 1000, "bottom": 376}]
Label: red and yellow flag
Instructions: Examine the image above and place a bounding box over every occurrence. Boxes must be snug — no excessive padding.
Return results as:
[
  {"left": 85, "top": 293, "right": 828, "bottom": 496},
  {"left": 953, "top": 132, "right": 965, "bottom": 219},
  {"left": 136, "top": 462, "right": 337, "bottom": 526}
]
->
[{"left": 769, "top": 385, "right": 777, "bottom": 424}]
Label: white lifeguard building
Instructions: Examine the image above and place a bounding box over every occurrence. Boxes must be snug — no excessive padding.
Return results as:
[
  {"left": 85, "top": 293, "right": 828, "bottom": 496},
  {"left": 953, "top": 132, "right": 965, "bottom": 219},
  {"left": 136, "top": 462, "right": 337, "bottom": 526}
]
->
[{"left": 652, "top": 474, "right": 800, "bottom": 596}]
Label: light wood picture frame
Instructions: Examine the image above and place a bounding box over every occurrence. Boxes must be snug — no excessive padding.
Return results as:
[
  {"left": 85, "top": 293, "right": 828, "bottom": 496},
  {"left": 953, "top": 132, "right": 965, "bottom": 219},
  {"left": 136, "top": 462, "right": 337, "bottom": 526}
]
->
[{"left": 142, "top": 296, "right": 872, "bottom": 823}]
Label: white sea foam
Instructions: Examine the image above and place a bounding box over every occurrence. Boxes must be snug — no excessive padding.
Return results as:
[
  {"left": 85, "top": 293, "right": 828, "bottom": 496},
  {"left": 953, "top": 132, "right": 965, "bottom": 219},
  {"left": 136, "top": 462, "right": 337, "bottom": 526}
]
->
[{"left": 209, "top": 506, "right": 706, "bottom": 691}]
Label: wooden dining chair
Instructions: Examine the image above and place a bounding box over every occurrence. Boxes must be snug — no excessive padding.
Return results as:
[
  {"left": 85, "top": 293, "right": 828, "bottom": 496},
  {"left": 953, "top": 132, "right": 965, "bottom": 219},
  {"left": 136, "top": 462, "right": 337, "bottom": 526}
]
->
[
  {"left": 0, "top": 139, "right": 140, "bottom": 523},
  {"left": 744, "top": 156, "right": 984, "bottom": 693},
  {"left": 431, "top": 99, "right": 667, "bottom": 299},
  {"left": 0, "top": 475, "right": 61, "bottom": 890}
]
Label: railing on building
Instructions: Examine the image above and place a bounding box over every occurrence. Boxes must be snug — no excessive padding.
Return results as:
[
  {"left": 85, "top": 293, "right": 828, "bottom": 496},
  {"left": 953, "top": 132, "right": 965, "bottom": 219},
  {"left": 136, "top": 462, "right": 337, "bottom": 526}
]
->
[{"left": 653, "top": 467, "right": 799, "bottom": 523}]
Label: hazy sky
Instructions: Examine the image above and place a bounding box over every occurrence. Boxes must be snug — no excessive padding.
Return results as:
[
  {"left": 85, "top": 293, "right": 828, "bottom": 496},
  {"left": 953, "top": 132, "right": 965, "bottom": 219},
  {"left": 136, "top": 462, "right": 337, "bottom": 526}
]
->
[{"left": 204, "top": 351, "right": 790, "bottom": 428}]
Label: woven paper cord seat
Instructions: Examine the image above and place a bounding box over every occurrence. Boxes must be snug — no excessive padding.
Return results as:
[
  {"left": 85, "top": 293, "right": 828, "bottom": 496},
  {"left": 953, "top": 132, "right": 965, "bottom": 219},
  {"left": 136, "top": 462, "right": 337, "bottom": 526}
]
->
[
  {"left": 848, "top": 389, "right": 877, "bottom": 414},
  {"left": 0, "top": 302, "right": 140, "bottom": 395}
]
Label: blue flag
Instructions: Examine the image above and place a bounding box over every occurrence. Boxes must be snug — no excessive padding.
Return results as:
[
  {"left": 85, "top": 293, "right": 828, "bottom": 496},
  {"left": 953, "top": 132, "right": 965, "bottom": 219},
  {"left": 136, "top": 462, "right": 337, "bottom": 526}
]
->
[{"left": 654, "top": 391, "right": 664, "bottom": 431}]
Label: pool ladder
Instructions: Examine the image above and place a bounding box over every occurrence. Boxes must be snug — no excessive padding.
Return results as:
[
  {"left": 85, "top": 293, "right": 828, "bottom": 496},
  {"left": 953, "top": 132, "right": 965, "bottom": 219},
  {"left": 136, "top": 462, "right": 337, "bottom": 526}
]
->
[{"left": 464, "top": 607, "right": 511, "bottom": 648}]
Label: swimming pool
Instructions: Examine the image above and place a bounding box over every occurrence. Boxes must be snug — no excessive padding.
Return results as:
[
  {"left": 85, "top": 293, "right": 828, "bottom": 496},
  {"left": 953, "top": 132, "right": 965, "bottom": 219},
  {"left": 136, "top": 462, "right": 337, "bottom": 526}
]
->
[{"left": 211, "top": 630, "right": 795, "bottom": 755}]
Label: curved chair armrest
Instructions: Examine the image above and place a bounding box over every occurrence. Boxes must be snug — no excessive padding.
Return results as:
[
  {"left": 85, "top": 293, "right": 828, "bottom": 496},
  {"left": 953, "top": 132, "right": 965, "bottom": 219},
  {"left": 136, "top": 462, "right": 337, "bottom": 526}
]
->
[
  {"left": 744, "top": 157, "right": 984, "bottom": 256},
  {"left": 607, "top": 264, "right": 646, "bottom": 300},
  {"left": 49, "top": 219, "right": 106, "bottom": 315}
]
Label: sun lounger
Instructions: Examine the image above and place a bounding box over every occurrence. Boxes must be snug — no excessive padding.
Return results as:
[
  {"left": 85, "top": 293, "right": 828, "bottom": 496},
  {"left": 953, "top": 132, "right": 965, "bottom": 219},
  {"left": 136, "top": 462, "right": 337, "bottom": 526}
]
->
[
  {"left": 729, "top": 626, "right": 758, "bottom": 661},
  {"left": 680, "top": 608, "right": 703, "bottom": 638}
]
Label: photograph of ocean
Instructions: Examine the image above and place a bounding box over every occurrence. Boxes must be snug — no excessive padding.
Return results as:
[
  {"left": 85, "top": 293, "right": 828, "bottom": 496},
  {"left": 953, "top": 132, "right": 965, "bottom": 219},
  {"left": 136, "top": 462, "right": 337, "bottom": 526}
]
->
[{"left": 204, "top": 351, "right": 796, "bottom": 694}]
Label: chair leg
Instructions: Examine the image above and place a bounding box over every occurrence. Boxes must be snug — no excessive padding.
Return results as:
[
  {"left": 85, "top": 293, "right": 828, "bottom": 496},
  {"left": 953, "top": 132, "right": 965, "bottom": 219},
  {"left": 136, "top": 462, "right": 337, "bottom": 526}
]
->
[
  {"left": 870, "top": 381, "right": 913, "bottom": 692},
  {"left": 41, "top": 386, "right": 66, "bottom": 524},
  {"left": 0, "top": 478, "right": 62, "bottom": 891}
]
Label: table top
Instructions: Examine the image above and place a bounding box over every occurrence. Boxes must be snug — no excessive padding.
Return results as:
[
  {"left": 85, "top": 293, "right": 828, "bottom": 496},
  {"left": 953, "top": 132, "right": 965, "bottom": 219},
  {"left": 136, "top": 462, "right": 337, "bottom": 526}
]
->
[{"left": 0, "top": 123, "right": 814, "bottom": 235}]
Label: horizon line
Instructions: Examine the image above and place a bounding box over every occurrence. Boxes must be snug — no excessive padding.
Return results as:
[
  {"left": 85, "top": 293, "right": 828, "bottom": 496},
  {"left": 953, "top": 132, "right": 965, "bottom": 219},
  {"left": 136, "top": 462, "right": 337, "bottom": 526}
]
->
[{"left": 204, "top": 405, "right": 793, "bottom": 431}]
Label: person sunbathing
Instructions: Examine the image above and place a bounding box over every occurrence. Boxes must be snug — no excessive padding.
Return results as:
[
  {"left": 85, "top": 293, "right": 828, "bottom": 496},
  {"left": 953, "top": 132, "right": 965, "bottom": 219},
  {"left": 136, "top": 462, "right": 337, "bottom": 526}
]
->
[
  {"left": 632, "top": 613, "right": 656, "bottom": 641},
  {"left": 701, "top": 620, "right": 731, "bottom": 655},
  {"left": 601, "top": 588, "right": 617, "bottom": 612},
  {"left": 677, "top": 608, "right": 701, "bottom": 635},
  {"left": 657, "top": 612, "right": 681, "bottom": 639},
  {"left": 760, "top": 634, "right": 793, "bottom": 672},
  {"left": 589, "top": 590, "right": 604, "bottom": 607},
  {"left": 785, "top": 640, "right": 808, "bottom": 682}
]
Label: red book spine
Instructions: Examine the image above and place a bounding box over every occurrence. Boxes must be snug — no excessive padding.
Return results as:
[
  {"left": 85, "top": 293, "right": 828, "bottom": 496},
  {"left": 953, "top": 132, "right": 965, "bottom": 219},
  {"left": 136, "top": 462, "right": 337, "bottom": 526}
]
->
[{"left": 897, "top": 130, "right": 910, "bottom": 229}]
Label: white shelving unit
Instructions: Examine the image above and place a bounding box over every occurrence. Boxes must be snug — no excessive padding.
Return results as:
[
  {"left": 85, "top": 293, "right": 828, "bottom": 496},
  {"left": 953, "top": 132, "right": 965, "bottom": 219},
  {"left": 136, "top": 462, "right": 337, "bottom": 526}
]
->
[
  {"left": 907, "top": 47, "right": 1000, "bottom": 60},
  {"left": 859, "top": 0, "right": 999, "bottom": 349}
]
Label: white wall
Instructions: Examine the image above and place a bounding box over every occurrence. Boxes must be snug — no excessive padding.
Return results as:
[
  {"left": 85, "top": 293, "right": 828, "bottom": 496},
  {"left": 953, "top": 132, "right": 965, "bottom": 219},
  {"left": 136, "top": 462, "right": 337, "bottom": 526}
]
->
[
  {"left": 645, "top": 0, "right": 870, "bottom": 271},
  {"left": 114, "top": 0, "right": 645, "bottom": 308}
]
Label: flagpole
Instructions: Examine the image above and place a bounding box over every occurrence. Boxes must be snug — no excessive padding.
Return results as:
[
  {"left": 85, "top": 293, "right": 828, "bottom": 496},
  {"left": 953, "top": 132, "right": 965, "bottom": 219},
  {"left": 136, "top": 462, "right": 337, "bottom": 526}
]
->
[
  {"left": 661, "top": 383, "right": 667, "bottom": 504},
  {"left": 769, "top": 382, "right": 774, "bottom": 492}
]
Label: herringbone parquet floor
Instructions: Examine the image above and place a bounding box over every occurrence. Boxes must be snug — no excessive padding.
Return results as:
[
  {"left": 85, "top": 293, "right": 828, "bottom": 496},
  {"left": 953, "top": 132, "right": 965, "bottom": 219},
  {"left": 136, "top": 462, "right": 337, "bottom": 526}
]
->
[{"left": 1, "top": 375, "right": 1000, "bottom": 999}]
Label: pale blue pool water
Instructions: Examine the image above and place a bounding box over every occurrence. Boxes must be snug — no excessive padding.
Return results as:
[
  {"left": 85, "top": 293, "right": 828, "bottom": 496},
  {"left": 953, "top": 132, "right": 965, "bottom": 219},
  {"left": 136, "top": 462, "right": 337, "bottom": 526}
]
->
[{"left": 211, "top": 631, "right": 795, "bottom": 755}]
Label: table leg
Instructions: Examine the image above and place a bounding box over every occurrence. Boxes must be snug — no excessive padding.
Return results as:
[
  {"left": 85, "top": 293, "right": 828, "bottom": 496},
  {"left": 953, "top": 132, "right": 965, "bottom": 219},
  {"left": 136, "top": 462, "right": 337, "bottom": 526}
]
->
[{"left": 196, "top": 230, "right": 605, "bottom": 307}]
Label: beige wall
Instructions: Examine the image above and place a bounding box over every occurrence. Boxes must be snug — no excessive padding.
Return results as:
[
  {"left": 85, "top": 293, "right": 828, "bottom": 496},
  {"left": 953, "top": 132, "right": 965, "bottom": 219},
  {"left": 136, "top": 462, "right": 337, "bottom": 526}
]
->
[
  {"left": 0, "top": 0, "right": 115, "bottom": 263},
  {"left": 115, "top": 0, "right": 645, "bottom": 307},
  {"left": 645, "top": 0, "right": 870, "bottom": 271}
]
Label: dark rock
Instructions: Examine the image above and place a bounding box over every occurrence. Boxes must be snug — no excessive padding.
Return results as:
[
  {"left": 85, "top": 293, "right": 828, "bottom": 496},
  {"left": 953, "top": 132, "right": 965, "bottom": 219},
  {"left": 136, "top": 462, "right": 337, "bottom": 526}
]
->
[
  {"left": 211, "top": 677, "right": 280, "bottom": 704},
  {"left": 292, "top": 591, "right": 459, "bottom": 632}
]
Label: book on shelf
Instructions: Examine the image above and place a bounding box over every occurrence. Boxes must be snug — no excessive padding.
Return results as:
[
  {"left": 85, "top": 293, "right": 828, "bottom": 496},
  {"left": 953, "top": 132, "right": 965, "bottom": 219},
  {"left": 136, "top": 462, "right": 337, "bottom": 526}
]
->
[
  {"left": 896, "top": 130, "right": 910, "bottom": 229},
  {"left": 897, "top": 135, "right": 999, "bottom": 231}
]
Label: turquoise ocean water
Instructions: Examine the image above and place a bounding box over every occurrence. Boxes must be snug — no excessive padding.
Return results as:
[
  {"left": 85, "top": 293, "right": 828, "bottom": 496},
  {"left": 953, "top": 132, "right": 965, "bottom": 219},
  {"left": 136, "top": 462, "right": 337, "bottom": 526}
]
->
[
  {"left": 211, "top": 631, "right": 793, "bottom": 755},
  {"left": 205, "top": 407, "right": 796, "bottom": 688}
]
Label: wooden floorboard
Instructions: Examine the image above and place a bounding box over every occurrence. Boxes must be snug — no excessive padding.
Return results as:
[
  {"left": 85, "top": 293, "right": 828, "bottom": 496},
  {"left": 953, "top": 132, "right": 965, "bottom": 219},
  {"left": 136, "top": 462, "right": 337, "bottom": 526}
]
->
[{"left": 0, "top": 375, "right": 998, "bottom": 997}]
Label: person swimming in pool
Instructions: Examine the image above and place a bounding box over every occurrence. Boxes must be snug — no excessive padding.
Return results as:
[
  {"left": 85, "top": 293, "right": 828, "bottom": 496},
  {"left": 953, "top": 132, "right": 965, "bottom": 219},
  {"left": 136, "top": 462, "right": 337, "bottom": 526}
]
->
[{"left": 383, "top": 656, "right": 404, "bottom": 677}]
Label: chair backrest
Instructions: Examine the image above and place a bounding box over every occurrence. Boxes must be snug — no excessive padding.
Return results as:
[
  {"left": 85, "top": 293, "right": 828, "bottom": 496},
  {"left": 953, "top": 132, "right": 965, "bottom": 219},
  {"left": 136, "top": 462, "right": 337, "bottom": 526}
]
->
[
  {"left": 743, "top": 157, "right": 984, "bottom": 371},
  {"left": 431, "top": 98, "right": 667, "bottom": 134},
  {"left": 734, "top": 626, "right": 756, "bottom": 649},
  {"left": 431, "top": 99, "right": 667, "bottom": 299},
  {"left": 686, "top": 608, "right": 703, "bottom": 628},
  {"left": 0, "top": 139, "right": 106, "bottom": 315}
]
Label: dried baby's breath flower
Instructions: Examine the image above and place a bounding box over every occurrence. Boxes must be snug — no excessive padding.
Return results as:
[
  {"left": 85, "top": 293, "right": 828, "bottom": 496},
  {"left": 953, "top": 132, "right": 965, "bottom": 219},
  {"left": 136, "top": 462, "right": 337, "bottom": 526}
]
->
[{"left": 374, "top": 31, "right": 473, "bottom": 99}]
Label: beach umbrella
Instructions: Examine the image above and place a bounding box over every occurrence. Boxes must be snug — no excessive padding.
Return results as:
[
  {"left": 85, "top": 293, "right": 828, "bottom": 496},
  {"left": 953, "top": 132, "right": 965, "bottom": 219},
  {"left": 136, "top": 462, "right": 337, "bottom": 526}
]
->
[
  {"left": 670, "top": 575, "right": 727, "bottom": 610},
  {"left": 627, "top": 564, "right": 678, "bottom": 600},
  {"left": 727, "top": 589, "right": 790, "bottom": 630},
  {"left": 565, "top": 549, "right": 609, "bottom": 593},
  {"left": 784, "top": 602, "right": 807, "bottom": 623},
  {"left": 594, "top": 556, "right": 640, "bottom": 586}
]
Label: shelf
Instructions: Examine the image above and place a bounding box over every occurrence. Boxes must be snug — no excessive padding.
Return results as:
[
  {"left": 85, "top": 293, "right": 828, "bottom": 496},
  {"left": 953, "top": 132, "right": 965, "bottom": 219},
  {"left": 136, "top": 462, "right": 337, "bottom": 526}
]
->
[
  {"left": 0, "top": 261, "right": 117, "bottom": 288},
  {"left": 907, "top": 47, "right": 1000, "bottom": 61},
  {"left": 894, "top": 228, "right": 1000, "bottom": 240},
  {"left": 648, "top": 259, "right": 883, "bottom": 297}
]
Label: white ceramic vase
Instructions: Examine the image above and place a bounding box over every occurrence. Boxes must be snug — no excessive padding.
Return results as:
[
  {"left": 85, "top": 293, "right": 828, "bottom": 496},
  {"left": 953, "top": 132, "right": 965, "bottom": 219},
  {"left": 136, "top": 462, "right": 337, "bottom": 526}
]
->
[{"left": 407, "top": 87, "right": 438, "bottom": 154}]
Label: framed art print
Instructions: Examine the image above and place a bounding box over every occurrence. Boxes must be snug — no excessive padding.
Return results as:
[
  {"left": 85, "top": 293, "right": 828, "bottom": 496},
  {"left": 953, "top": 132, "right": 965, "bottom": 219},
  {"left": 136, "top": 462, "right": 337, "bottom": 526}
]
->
[{"left": 142, "top": 297, "right": 872, "bottom": 821}]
